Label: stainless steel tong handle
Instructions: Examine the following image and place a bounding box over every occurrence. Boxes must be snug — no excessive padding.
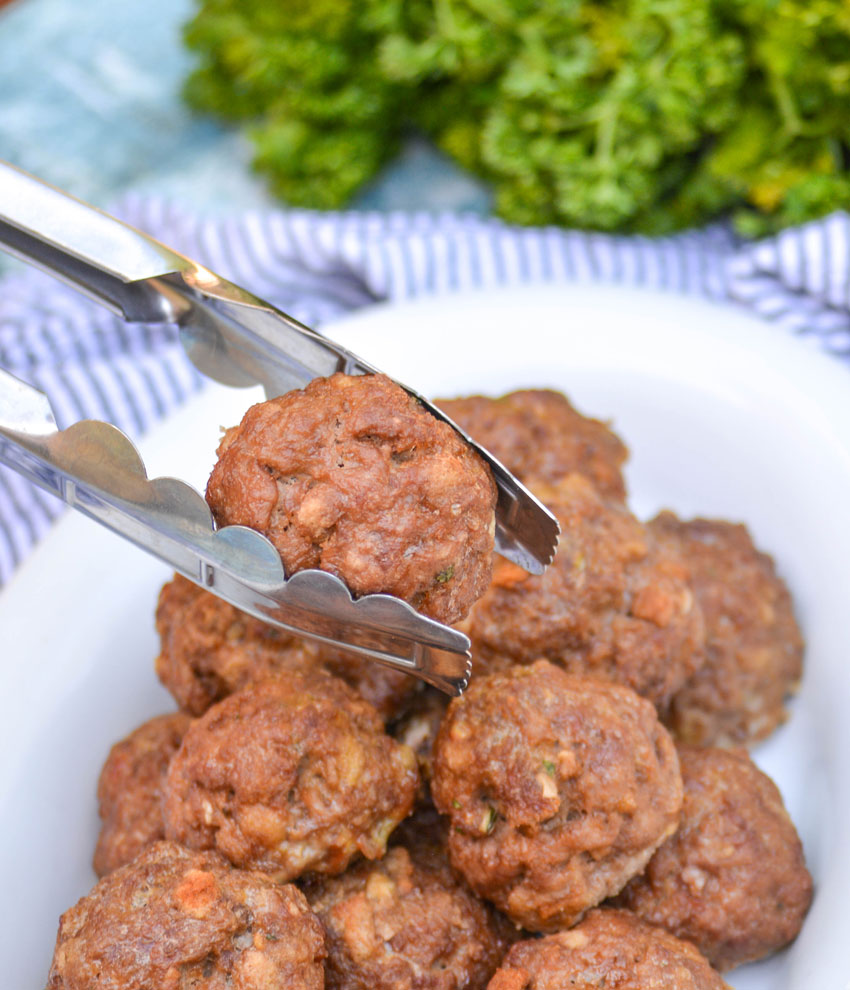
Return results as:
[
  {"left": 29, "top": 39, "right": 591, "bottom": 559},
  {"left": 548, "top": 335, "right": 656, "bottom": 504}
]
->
[
  {"left": 0, "top": 162, "right": 351, "bottom": 394},
  {"left": 0, "top": 161, "right": 194, "bottom": 321}
]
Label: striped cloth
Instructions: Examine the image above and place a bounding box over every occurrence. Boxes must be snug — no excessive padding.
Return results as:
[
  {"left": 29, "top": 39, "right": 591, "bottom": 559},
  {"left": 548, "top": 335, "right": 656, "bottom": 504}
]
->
[{"left": 2, "top": 199, "right": 850, "bottom": 584}]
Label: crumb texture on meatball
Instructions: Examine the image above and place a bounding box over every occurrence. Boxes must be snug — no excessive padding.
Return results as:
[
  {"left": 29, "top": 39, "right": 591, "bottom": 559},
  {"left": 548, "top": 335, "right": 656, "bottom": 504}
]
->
[
  {"left": 48, "top": 841, "right": 326, "bottom": 990},
  {"left": 155, "top": 573, "right": 418, "bottom": 722},
  {"left": 307, "top": 843, "right": 515, "bottom": 990},
  {"left": 487, "top": 908, "right": 729, "bottom": 990},
  {"left": 93, "top": 711, "right": 192, "bottom": 877},
  {"left": 650, "top": 513, "right": 804, "bottom": 746},
  {"left": 615, "top": 745, "right": 812, "bottom": 970},
  {"left": 437, "top": 389, "right": 628, "bottom": 500},
  {"left": 432, "top": 661, "right": 683, "bottom": 932},
  {"left": 466, "top": 475, "right": 705, "bottom": 710},
  {"left": 163, "top": 670, "right": 419, "bottom": 880},
  {"left": 205, "top": 372, "right": 497, "bottom": 624}
]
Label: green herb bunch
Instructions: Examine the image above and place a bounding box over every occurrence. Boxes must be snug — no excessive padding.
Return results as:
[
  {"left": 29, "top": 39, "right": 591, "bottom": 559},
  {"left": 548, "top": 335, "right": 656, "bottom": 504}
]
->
[
  {"left": 184, "top": 0, "right": 850, "bottom": 235},
  {"left": 183, "top": 0, "right": 410, "bottom": 207}
]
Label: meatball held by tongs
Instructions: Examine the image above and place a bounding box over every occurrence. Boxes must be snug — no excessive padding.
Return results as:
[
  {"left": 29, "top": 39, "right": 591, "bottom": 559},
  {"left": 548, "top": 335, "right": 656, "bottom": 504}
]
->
[
  {"left": 206, "top": 373, "right": 498, "bottom": 627},
  {"left": 0, "top": 162, "right": 559, "bottom": 696}
]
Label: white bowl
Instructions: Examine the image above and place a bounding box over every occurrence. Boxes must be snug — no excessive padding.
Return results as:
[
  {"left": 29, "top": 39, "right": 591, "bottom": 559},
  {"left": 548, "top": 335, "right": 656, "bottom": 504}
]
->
[{"left": 1, "top": 284, "right": 847, "bottom": 987}]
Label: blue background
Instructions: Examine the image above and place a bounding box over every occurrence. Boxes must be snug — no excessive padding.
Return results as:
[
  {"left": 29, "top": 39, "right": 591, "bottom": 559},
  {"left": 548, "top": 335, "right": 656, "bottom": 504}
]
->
[{"left": 0, "top": 0, "right": 491, "bottom": 220}]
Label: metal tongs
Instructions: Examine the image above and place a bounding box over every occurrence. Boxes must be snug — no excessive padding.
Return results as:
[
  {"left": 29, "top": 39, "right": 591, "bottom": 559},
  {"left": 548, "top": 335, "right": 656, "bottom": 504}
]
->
[{"left": 0, "top": 161, "right": 559, "bottom": 694}]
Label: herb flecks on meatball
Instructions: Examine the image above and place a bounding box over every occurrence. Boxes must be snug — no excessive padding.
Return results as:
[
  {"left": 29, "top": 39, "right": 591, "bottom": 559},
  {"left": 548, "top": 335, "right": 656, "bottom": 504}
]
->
[
  {"left": 432, "top": 661, "right": 683, "bottom": 932},
  {"left": 163, "top": 670, "right": 419, "bottom": 880},
  {"left": 206, "top": 372, "right": 497, "bottom": 624}
]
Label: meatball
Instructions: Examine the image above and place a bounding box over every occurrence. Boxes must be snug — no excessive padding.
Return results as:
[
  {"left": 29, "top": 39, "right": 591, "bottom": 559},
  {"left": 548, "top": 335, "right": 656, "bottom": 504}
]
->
[
  {"left": 437, "top": 389, "right": 628, "bottom": 500},
  {"left": 466, "top": 475, "right": 705, "bottom": 710},
  {"left": 163, "top": 670, "right": 419, "bottom": 880},
  {"left": 306, "top": 843, "right": 515, "bottom": 990},
  {"left": 93, "top": 711, "right": 192, "bottom": 877},
  {"left": 206, "top": 372, "right": 497, "bottom": 624},
  {"left": 487, "top": 908, "right": 729, "bottom": 990},
  {"left": 155, "top": 573, "right": 418, "bottom": 722},
  {"left": 48, "top": 841, "right": 325, "bottom": 990},
  {"left": 615, "top": 745, "right": 812, "bottom": 971},
  {"left": 649, "top": 513, "right": 804, "bottom": 746},
  {"left": 432, "top": 661, "right": 683, "bottom": 932}
]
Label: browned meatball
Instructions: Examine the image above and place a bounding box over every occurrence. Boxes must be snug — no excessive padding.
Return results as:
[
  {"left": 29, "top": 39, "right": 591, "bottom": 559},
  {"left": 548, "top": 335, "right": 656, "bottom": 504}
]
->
[
  {"left": 206, "top": 373, "right": 497, "bottom": 624},
  {"left": 306, "top": 843, "right": 515, "bottom": 990},
  {"left": 163, "top": 670, "right": 419, "bottom": 880},
  {"left": 432, "top": 661, "right": 683, "bottom": 932},
  {"left": 615, "top": 745, "right": 812, "bottom": 971},
  {"left": 437, "top": 389, "right": 628, "bottom": 500},
  {"left": 48, "top": 841, "right": 325, "bottom": 990},
  {"left": 649, "top": 513, "right": 804, "bottom": 746},
  {"left": 155, "top": 573, "right": 418, "bottom": 722},
  {"left": 466, "top": 475, "right": 705, "bottom": 710},
  {"left": 487, "top": 908, "right": 729, "bottom": 990},
  {"left": 93, "top": 711, "right": 192, "bottom": 877}
]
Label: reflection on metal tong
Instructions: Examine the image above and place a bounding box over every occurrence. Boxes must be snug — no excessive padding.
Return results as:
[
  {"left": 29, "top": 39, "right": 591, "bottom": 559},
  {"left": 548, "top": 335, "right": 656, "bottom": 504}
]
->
[{"left": 0, "top": 161, "right": 559, "bottom": 695}]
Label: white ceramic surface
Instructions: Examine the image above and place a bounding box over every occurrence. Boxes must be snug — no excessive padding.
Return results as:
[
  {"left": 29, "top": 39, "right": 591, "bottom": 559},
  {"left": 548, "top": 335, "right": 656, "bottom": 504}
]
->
[{"left": 2, "top": 284, "right": 848, "bottom": 987}]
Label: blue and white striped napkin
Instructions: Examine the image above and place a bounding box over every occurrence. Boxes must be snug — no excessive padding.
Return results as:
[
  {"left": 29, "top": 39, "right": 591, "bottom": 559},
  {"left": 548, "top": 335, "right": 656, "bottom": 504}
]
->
[{"left": 2, "top": 200, "right": 850, "bottom": 584}]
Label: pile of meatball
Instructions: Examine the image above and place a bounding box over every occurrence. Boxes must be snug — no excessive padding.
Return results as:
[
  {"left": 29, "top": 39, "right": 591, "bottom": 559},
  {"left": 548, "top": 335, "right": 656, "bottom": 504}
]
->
[{"left": 47, "top": 374, "right": 812, "bottom": 990}]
